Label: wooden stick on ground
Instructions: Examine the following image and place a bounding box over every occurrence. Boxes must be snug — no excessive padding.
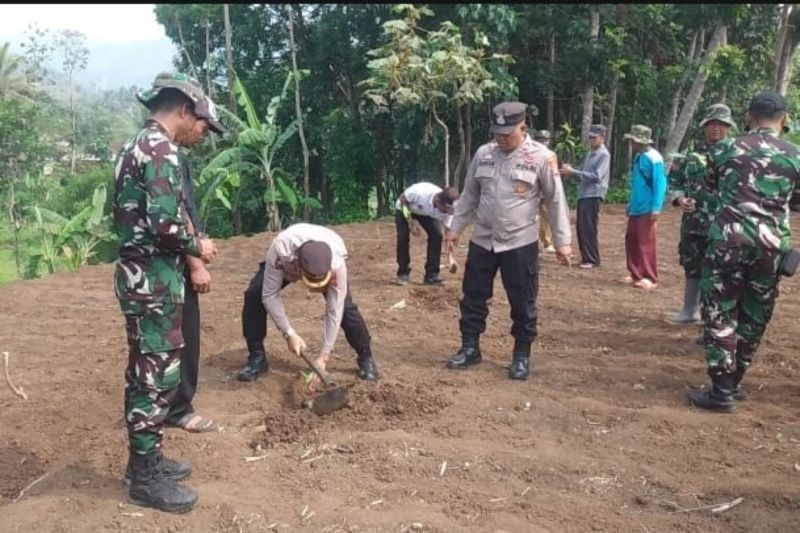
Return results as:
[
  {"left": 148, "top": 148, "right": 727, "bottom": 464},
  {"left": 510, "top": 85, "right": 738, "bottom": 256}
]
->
[
  {"left": 12, "top": 472, "right": 48, "bottom": 503},
  {"left": 3, "top": 351, "right": 28, "bottom": 400}
]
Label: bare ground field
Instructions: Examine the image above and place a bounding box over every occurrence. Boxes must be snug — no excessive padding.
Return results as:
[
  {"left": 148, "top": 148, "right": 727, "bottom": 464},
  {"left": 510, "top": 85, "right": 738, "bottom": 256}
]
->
[{"left": 1, "top": 204, "right": 799, "bottom": 533}]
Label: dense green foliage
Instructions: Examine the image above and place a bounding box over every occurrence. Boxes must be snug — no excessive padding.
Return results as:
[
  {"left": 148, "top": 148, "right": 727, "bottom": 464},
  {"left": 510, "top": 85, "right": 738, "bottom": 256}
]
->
[{"left": 1, "top": 4, "right": 799, "bottom": 283}]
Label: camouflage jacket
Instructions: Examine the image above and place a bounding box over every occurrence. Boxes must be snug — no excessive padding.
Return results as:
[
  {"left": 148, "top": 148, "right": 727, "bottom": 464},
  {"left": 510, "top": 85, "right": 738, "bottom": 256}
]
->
[
  {"left": 668, "top": 141, "right": 717, "bottom": 235},
  {"left": 705, "top": 127, "right": 800, "bottom": 251},
  {"left": 113, "top": 119, "right": 201, "bottom": 304}
]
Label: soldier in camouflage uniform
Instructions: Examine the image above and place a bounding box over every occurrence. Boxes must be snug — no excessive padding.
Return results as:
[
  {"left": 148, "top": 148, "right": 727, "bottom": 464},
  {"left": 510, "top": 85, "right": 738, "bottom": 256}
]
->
[
  {"left": 690, "top": 91, "right": 800, "bottom": 412},
  {"left": 666, "top": 104, "right": 735, "bottom": 324},
  {"left": 113, "top": 72, "right": 224, "bottom": 512}
]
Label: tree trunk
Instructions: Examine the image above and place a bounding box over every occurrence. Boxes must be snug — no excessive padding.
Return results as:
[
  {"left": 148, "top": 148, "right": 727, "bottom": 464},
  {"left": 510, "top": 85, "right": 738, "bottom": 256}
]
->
[
  {"left": 547, "top": 28, "right": 555, "bottom": 135},
  {"left": 264, "top": 166, "right": 280, "bottom": 231},
  {"left": 431, "top": 104, "right": 450, "bottom": 187},
  {"left": 668, "top": 29, "right": 699, "bottom": 136},
  {"left": 69, "top": 70, "right": 76, "bottom": 174},
  {"left": 223, "top": 4, "right": 236, "bottom": 116},
  {"left": 286, "top": 6, "right": 311, "bottom": 220},
  {"left": 7, "top": 173, "right": 21, "bottom": 278},
  {"left": 664, "top": 23, "right": 727, "bottom": 166},
  {"left": 174, "top": 12, "right": 201, "bottom": 81},
  {"left": 580, "top": 5, "right": 600, "bottom": 143},
  {"left": 453, "top": 104, "right": 467, "bottom": 190},
  {"left": 465, "top": 101, "right": 473, "bottom": 176},
  {"left": 607, "top": 72, "right": 618, "bottom": 153},
  {"left": 773, "top": 5, "right": 793, "bottom": 94},
  {"left": 773, "top": 6, "right": 800, "bottom": 96},
  {"left": 205, "top": 19, "right": 217, "bottom": 152}
]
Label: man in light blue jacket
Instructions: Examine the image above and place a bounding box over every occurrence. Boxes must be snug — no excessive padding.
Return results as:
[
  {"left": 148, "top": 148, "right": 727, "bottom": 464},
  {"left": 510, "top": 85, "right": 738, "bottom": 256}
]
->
[{"left": 622, "top": 124, "right": 667, "bottom": 289}]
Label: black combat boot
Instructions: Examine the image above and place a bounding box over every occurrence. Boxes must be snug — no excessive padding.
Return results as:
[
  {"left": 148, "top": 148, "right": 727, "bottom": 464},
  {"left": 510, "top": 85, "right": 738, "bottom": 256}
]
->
[
  {"left": 446, "top": 336, "right": 482, "bottom": 369},
  {"left": 689, "top": 368, "right": 735, "bottom": 413},
  {"left": 127, "top": 452, "right": 198, "bottom": 513},
  {"left": 508, "top": 339, "right": 531, "bottom": 380},
  {"left": 237, "top": 341, "right": 270, "bottom": 382},
  {"left": 732, "top": 366, "right": 747, "bottom": 401},
  {"left": 124, "top": 453, "right": 191, "bottom": 485},
  {"left": 356, "top": 347, "right": 380, "bottom": 381}
]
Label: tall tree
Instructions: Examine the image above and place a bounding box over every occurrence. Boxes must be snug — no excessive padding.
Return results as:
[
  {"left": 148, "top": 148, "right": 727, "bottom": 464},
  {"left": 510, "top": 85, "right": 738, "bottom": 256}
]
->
[
  {"left": 580, "top": 5, "right": 600, "bottom": 142},
  {"left": 223, "top": 4, "right": 236, "bottom": 117},
  {"left": 55, "top": 30, "right": 89, "bottom": 174},
  {"left": 664, "top": 22, "right": 727, "bottom": 165},
  {"left": 286, "top": 6, "right": 311, "bottom": 220},
  {"left": 772, "top": 4, "right": 800, "bottom": 96}
]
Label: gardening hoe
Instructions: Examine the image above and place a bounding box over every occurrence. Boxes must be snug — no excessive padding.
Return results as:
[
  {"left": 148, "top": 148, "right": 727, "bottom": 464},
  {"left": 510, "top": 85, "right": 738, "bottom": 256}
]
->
[{"left": 298, "top": 349, "right": 348, "bottom": 415}]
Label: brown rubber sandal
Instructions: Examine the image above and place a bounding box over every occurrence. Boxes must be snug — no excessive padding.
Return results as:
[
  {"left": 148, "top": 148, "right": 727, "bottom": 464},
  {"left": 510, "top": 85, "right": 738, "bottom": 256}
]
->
[{"left": 172, "top": 413, "right": 218, "bottom": 433}]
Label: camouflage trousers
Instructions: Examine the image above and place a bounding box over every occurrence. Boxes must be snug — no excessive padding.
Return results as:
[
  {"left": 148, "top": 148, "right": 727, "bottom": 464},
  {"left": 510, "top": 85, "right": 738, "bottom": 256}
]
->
[
  {"left": 678, "top": 230, "right": 707, "bottom": 279},
  {"left": 120, "top": 300, "right": 184, "bottom": 456},
  {"left": 700, "top": 243, "right": 781, "bottom": 372}
]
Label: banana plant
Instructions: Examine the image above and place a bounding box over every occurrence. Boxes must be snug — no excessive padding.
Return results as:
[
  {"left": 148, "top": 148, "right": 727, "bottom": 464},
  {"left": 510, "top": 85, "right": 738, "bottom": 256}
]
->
[
  {"left": 264, "top": 169, "right": 323, "bottom": 226},
  {"left": 198, "top": 73, "right": 302, "bottom": 231},
  {"left": 27, "top": 185, "right": 114, "bottom": 276}
]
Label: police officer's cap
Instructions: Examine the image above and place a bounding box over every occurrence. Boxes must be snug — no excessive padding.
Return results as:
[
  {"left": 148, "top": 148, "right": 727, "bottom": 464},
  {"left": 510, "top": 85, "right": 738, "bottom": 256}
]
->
[
  {"left": 490, "top": 102, "right": 527, "bottom": 135},
  {"left": 298, "top": 241, "right": 332, "bottom": 289},
  {"left": 748, "top": 91, "right": 787, "bottom": 113}
]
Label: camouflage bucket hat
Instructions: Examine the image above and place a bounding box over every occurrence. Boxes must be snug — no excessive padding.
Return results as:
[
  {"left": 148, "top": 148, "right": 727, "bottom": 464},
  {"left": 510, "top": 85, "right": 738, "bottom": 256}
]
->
[
  {"left": 623, "top": 124, "right": 653, "bottom": 144},
  {"left": 699, "top": 103, "right": 736, "bottom": 128},
  {"left": 137, "top": 72, "right": 226, "bottom": 134}
]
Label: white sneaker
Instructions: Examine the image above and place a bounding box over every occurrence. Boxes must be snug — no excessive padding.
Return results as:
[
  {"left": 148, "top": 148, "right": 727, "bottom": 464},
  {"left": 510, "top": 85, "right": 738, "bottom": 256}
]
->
[{"left": 543, "top": 245, "right": 555, "bottom": 253}]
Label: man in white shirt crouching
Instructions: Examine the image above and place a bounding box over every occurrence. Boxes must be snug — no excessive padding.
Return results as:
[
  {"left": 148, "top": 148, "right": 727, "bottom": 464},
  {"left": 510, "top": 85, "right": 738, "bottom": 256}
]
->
[{"left": 395, "top": 182, "right": 459, "bottom": 285}]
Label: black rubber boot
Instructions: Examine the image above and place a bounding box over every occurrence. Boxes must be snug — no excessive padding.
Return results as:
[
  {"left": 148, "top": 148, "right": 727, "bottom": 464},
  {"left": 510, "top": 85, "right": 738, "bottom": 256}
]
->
[
  {"left": 356, "top": 347, "right": 380, "bottom": 381},
  {"left": 127, "top": 452, "right": 198, "bottom": 513},
  {"left": 124, "top": 453, "right": 191, "bottom": 485},
  {"left": 508, "top": 340, "right": 531, "bottom": 380},
  {"left": 446, "top": 336, "right": 482, "bottom": 369},
  {"left": 689, "top": 368, "right": 735, "bottom": 413},
  {"left": 732, "top": 366, "right": 747, "bottom": 401},
  {"left": 237, "top": 342, "right": 269, "bottom": 382}
]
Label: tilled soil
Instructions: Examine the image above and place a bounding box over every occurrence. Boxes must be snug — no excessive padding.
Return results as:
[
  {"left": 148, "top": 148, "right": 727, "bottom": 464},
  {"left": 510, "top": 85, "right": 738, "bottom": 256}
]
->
[{"left": 1, "top": 204, "right": 799, "bottom": 532}]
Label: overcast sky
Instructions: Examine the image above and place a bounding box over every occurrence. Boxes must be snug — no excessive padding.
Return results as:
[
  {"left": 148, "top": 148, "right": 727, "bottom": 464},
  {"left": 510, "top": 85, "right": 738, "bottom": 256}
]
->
[
  {"left": 1, "top": 4, "right": 170, "bottom": 43},
  {"left": 1, "top": 4, "right": 178, "bottom": 90}
]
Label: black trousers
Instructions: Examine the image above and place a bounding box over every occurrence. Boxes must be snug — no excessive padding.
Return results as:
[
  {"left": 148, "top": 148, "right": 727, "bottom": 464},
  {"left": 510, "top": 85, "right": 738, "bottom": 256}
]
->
[
  {"left": 459, "top": 241, "right": 539, "bottom": 344},
  {"left": 395, "top": 210, "right": 443, "bottom": 278},
  {"left": 241, "top": 262, "right": 372, "bottom": 357},
  {"left": 577, "top": 197, "right": 601, "bottom": 266},
  {"left": 166, "top": 278, "right": 200, "bottom": 424}
]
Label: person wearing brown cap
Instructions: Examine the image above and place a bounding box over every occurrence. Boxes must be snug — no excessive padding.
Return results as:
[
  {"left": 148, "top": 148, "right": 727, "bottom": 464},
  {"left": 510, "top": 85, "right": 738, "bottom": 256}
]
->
[
  {"left": 560, "top": 124, "right": 610, "bottom": 269},
  {"left": 666, "top": 104, "right": 735, "bottom": 326},
  {"left": 444, "top": 101, "right": 573, "bottom": 381},
  {"left": 690, "top": 90, "right": 800, "bottom": 413},
  {"left": 237, "top": 223, "right": 379, "bottom": 384}
]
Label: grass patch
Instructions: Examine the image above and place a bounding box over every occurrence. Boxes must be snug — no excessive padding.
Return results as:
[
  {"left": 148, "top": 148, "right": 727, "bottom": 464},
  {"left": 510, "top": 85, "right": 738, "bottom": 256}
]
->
[{"left": 0, "top": 222, "right": 39, "bottom": 285}]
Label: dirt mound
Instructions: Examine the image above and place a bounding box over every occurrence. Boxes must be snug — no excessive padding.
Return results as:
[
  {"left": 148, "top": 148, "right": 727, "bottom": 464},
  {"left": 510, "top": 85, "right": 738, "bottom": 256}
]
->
[
  {"left": 261, "top": 410, "right": 319, "bottom": 449},
  {"left": 408, "top": 286, "right": 460, "bottom": 311},
  {"left": 258, "top": 381, "right": 451, "bottom": 449}
]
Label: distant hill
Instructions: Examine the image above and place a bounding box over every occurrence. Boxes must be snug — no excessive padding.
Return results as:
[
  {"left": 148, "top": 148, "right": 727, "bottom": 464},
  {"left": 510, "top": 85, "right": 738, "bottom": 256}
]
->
[{"left": 7, "top": 36, "right": 178, "bottom": 92}]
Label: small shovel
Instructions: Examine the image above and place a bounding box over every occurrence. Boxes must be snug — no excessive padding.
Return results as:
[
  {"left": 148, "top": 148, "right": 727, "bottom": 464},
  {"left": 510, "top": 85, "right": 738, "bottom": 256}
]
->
[{"left": 298, "top": 350, "right": 349, "bottom": 415}]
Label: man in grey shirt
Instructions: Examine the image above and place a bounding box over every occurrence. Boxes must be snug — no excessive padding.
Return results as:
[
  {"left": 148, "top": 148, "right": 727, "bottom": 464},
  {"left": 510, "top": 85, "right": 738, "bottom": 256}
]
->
[
  {"left": 444, "top": 101, "right": 573, "bottom": 381},
  {"left": 561, "top": 124, "right": 610, "bottom": 268}
]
